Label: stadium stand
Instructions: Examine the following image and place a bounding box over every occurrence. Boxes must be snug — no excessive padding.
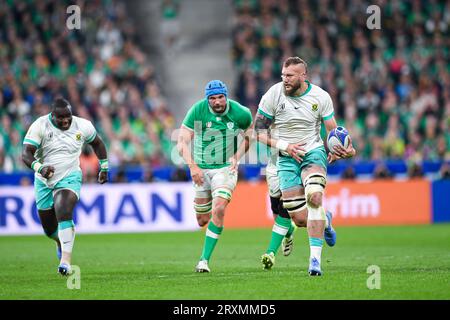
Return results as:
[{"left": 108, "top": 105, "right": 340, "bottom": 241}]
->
[
  {"left": 231, "top": 0, "right": 450, "bottom": 167},
  {"left": 0, "top": 0, "right": 175, "bottom": 182},
  {"left": 0, "top": 0, "right": 448, "bottom": 184}
]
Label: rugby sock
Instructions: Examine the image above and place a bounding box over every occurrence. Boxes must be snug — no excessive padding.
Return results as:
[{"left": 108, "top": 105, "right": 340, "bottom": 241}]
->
[
  {"left": 200, "top": 221, "right": 223, "bottom": 261},
  {"left": 266, "top": 216, "right": 291, "bottom": 254},
  {"left": 309, "top": 237, "right": 324, "bottom": 264},
  {"left": 285, "top": 221, "right": 295, "bottom": 238},
  {"left": 58, "top": 220, "right": 75, "bottom": 254}
]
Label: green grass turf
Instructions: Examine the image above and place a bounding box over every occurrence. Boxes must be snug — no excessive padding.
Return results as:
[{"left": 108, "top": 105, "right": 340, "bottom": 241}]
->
[{"left": 0, "top": 224, "right": 449, "bottom": 300}]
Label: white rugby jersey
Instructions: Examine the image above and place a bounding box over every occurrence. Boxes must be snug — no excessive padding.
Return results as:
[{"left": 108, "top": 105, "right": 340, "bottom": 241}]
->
[
  {"left": 23, "top": 114, "right": 97, "bottom": 187},
  {"left": 258, "top": 81, "right": 334, "bottom": 154}
]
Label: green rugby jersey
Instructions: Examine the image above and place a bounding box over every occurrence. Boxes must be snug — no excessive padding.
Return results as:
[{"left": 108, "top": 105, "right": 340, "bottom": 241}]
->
[{"left": 182, "top": 98, "right": 253, "bottom": 169}]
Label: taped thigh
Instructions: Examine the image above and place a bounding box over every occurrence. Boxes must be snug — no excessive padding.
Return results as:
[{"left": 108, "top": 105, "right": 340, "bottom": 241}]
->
[
  {"left": 212, "top": 187, "right": 232, "bottom": 201},
  {"left": 194, "top": 200, "right": 212, "bottom": 215},
  {"left": 282, "top": 195, "right": 306, "bottom": 215}
]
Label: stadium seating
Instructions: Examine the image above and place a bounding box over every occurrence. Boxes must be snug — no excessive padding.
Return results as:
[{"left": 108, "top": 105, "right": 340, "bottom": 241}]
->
[
  {"left": 0, "top": 0, "right": 448, "bottom": 184},
  {"left": 0, "top": 0, "right": 176, "bottom": 182},
  {"left": 231, "top": 0, "right": 450, "bottom": 164}
]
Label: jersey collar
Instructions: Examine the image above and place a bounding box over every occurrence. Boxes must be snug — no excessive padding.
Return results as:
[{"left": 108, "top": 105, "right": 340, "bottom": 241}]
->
[
  {"left": 208, "top": 100, "right": 230, "bottom": 117},
  {"left": 48, "top": 113, "right": 58, "bottom": 128}
]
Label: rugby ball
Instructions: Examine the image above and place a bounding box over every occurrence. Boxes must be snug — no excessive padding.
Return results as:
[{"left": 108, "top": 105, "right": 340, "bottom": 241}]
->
[{"left": 327, "top": 126, "right": 350, "bottom": 153}]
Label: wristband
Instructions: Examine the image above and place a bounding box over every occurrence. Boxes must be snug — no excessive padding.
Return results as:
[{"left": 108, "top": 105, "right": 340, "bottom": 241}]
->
[
  {"left": 99, "top": 159, "right": 109, "bottom": 172},
  {"left": 31, "top": 160, "right": 43, "bottom": 173},
  {"left": 275, "top": 139, "right": 289, "bottom": 152}
]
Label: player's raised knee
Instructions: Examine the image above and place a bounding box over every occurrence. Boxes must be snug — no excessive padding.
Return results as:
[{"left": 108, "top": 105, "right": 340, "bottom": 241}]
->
[
  {"left": 213, "top": 201, "right": 227, "bottom": 217},
  {"left": 211, "top": 188, "right": 231, "bottom": 216},
  {"left": 304, "top": 173, "right": 326, "bottom": 209},
  {"left": 309, "top": 192, "right": 323, "bottom": 208}
]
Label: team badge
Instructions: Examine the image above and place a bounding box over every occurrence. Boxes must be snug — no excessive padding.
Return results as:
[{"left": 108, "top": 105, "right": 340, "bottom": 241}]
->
[
  {"left": 75, "top": 133, "right": 82, "bottom": 141},
  {"left": 227, "top": 122, "right": 234, "bottom": 130},
  {"left": 312, "top": 104, "right": 318, "bottom": 111}
]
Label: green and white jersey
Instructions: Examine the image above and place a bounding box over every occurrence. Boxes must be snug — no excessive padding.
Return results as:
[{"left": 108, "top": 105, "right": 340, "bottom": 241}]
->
[
  {"left": 182, "top": 98, "right": 253, "bottom": 169},
  {"left": 258, "top": 81, "right": 334, "bottom": 154},
  {"left": 23, "top": 114, "right": 97, "bottom": 187}
]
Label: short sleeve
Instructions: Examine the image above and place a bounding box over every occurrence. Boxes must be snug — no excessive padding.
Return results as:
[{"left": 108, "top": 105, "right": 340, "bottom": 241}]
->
[
  {"left": 83, "top": 120, "right": 97, "bottom": 143},
  {"left": 257, "top": 86, "right": 276, "bottom": 120},
  {"left": 182, "top": 105, "right": 197, "bottom": 130},
  {"left": 240, "top": 108, "right": 253, "bottom": 130},
  {"left": 321, "top": 93, "right": 334, "bottom": 121},
  {"left": 23, "top": 120, "right": 42, "bottom": 148}
]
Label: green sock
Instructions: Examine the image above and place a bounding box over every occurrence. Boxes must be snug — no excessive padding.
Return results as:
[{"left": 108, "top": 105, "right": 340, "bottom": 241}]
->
[
  {"left": 285, "top": 221, "right": 295, "bottom": 238},
  {"left": 200, "top": 221, "right": 223, "bottom": 261},
  {"left": 266, "top": 216, "right": 292, "bottom": 254}
]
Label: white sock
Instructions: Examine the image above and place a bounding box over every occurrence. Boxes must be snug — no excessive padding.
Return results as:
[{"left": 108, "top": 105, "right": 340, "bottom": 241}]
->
[
  {"left": 58, "top": 221, "right": 75, "bottom": 254},
  {"left": 310, "top": 246, "right": 322, "bottom": 264},
  {"left": 309, "top": 237, "right": 324, "bottom": 264}
]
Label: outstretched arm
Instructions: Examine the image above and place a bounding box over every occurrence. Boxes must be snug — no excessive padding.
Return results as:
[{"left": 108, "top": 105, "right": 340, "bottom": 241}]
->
[{"left": 89, "top": 135, "right": 109, "bottom": 184}]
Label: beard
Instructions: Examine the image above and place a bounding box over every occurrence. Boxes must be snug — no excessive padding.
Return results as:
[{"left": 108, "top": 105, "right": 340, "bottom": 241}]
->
[
  {"left": 211, "top": 104, "right": 226, "bottom": 113},
  {"left": 213, "top": 106, "right": 225, "bottom": 113},
  {"left": 283, "top": 81, "right": 302, "bottom": 96}
]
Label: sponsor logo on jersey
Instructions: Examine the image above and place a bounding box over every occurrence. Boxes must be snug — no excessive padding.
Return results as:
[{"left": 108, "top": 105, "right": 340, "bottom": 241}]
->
[
  {"left": 206, "top": 121, "right": 212, "bottom": 128},
  {"left": 48, "top": 132, "right": 53, "bottom": 139}
]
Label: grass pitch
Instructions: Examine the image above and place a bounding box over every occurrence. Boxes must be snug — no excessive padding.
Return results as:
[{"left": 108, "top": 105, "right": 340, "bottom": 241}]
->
[{"left": 1, "top": 224, "right": 449, "bottom": 300}]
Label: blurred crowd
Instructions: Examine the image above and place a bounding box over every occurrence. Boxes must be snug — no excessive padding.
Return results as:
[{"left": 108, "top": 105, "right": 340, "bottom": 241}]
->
[
  {"left": 1, "top": 0, "right": 449, "bottom": 183},
  {"left": 0, "top": 0, "right": 176, "bottom": 181},
  {"left": 232, "top": 0, "right": 450, "bottom": 165}
]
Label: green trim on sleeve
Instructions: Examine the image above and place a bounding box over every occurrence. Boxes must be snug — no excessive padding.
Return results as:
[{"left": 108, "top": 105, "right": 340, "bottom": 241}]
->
[
  {"left": 23, "top": 139, "right": 40, "bottom": 147},
  {"left": 182, "top": 123, "right": 194, "bottom": 130},
  {"left": 48, "top": 113, "right": 58, "bottom": 128},
  {"left": 31, "top": 160, "right": 39, "bottom": 168},
  {"left": 99, "top": 159, "right": 109, "bottom": 172},
  {"left": 323, "top": 112, "right": 334, "bottom": 121},
  {"left": 85, "top": 132, "right": 97, "bottom": 143},
  {"left": 257, "top": 108, "right": 274, "bottom": 120}
]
